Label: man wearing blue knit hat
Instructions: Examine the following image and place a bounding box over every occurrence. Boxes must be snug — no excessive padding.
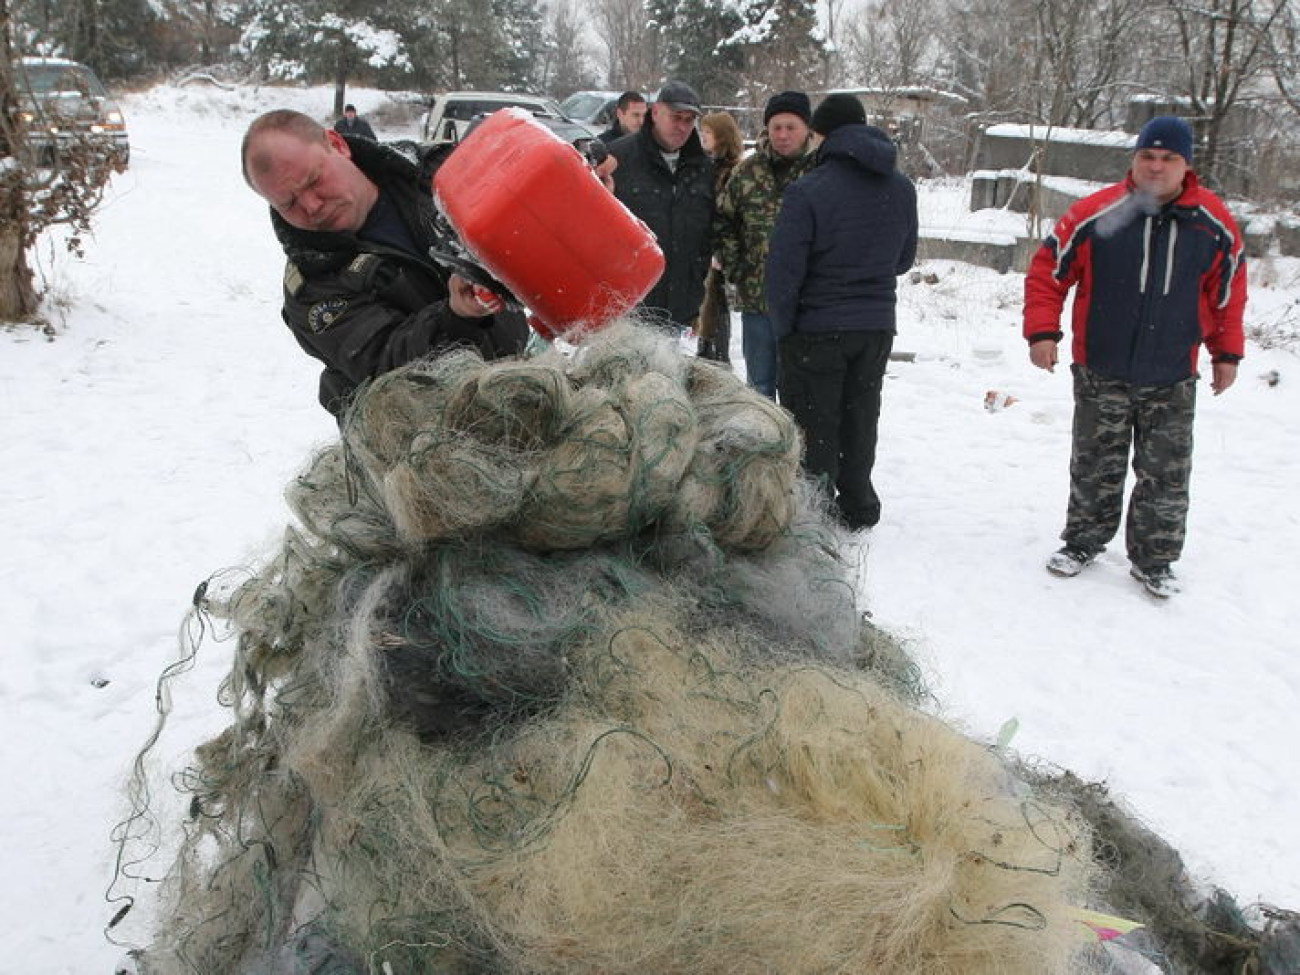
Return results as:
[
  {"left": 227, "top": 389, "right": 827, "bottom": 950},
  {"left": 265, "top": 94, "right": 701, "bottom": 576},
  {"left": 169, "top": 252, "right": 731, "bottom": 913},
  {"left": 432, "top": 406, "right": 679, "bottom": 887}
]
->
[{"left": 1023, "top": 115, "right": 1247, "bottom": 598}]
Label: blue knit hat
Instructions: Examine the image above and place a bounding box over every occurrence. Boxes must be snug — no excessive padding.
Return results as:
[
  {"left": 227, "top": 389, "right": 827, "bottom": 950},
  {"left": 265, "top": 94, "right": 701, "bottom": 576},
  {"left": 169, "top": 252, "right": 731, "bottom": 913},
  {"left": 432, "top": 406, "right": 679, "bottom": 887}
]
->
[{"left": 1135, "top": 116, "right": 1193, "bottom": 163}]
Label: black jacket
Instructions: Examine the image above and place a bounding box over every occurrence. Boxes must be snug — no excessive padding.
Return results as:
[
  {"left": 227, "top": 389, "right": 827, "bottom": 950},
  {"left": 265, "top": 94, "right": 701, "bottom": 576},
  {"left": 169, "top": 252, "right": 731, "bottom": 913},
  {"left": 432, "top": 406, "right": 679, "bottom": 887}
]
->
[
  {"left": 608, "top": 124, "right": 715, "bottom": 328},
  {"left": 334, "top": 115, "right": 377, "bottom": 141},
  {"left": 765, "top": 124, "right": 917, "bottom": 338},
  {"left": 271, "top": 137, "right": 529, "bottom": 415},
  {"left": 596, "top": 123, "right": 626, "bottom": 146}
]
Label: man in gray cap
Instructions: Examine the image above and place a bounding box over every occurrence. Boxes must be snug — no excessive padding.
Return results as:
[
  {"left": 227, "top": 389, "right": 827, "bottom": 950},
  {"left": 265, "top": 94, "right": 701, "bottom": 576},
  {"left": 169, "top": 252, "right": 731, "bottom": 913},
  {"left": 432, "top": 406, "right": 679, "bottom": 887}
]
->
[{"left": 608, "top": 80, "right": 715, "bottom": 330}]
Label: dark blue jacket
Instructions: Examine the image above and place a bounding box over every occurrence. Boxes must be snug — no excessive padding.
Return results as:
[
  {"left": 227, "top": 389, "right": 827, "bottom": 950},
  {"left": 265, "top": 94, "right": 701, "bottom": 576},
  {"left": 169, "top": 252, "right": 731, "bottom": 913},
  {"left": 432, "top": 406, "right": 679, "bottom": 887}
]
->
[{"left": 765, "top": 124, "right": 917, "bottom": 338}]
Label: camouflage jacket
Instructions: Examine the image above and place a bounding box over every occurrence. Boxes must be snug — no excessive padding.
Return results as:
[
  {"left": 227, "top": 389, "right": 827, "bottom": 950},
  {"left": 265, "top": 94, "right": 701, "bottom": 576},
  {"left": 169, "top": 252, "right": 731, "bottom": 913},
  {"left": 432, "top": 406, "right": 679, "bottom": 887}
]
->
[{"left": 713, "top": 134, "right": 815, "bottom": 313}]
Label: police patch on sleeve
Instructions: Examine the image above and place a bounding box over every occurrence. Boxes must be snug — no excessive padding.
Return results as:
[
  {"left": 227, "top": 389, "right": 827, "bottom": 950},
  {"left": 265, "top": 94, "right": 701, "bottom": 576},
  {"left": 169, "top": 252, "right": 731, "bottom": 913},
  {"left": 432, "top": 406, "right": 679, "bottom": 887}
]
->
[
  {"left": 307, "top": 297, "right": 350, "bottom": 333},
  {"left": 283, "top": 261, "right": 305, "bottom": 297}
]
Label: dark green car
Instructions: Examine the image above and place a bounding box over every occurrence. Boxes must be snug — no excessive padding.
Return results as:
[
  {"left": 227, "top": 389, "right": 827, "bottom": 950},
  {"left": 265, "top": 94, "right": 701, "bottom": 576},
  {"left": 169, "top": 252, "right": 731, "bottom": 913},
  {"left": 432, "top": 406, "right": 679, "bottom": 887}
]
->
[{"left": 12, "top": 57, "right": 130, "bottom": 168}]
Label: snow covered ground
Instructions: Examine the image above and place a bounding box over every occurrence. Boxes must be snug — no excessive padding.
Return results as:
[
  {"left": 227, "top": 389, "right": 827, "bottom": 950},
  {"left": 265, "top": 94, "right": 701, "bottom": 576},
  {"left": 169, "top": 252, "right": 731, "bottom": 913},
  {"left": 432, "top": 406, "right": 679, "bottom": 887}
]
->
[{"left": 1, "top": 84, "right": 1297, "bottom": 972}]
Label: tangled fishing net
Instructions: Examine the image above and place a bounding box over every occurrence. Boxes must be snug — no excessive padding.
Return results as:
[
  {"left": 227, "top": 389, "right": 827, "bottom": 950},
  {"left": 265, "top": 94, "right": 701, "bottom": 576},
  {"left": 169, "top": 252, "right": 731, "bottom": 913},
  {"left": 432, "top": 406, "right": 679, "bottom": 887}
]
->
[{"left": 122, "top": 323, "right": 1130, "bottom": 974}]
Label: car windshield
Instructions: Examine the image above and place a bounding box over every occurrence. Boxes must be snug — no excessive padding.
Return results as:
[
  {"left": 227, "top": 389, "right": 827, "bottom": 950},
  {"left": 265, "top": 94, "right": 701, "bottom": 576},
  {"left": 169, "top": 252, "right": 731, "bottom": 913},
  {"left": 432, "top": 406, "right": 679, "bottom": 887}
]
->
[
  {"left": 442, "top": 98, "right": 560, "bottom": 122},
  {"left": 17, "top": 63, "right": 106, "bottom": 99},
  {"left": 560, "top": 93, "right": 608, "bottom": 119}
]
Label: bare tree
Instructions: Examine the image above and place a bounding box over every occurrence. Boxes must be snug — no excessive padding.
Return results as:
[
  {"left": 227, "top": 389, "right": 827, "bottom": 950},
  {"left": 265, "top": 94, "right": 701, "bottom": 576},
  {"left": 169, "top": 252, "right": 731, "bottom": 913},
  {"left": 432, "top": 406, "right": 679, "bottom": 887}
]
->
[
  {"left": 1159, "top": 0, "right": 1289, "bottom": 187},
  {"left": 843, "top": 0, "right": 935, "bottom": 89},
  {"left": 589, "top": 0, "right": 660, "bottom": 89},
  {"left": 2, "top": 2, "right": 118, "bottom": 324},
  {"left": 540, "top": 0, "right": 596, "bottom": 96},
  {"left": 1028, "top": 0, "right": 1147, "bottom": 128},
  {"left": 1261, "top": 0, "right": 1300, "bottom": 116},
  {"left": 820, "top": 0, "right": 848, "bottom": 86}
]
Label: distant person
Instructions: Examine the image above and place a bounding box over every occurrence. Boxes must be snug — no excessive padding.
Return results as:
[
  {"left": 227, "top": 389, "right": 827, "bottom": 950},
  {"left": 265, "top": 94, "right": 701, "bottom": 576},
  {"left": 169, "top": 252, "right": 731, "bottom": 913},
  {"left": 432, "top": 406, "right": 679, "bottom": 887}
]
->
[
  {"left": 693, "top": 111, "right": 745, "bottom": 363},
  {"left": 597, "top": 91, "right": 647, "bottom": 145},
  {"left": 333, "top": 103, "right": 377, "bottom": 141},
  {"left": 607, "top": 80, "right": 714, "bottom": 331},
  {"left": 1024, "top": 115, "right": 1246, "bottom": 598},
  {"left": 765, "top": 94, "right": 917, "bottom": 531},
  {"left": 715, "top": 90, "right": 816, "bottom": 398},
  {"left": 241, "top": 110, "right": 528, "bottom": 416}
]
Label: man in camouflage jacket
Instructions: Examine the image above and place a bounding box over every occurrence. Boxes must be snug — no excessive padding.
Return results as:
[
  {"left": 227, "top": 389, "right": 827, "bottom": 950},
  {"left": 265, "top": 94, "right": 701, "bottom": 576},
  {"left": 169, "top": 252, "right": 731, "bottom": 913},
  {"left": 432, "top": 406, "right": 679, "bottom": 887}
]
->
[{"left": 714, "top": 90, "right": 816, "bottom": 399}]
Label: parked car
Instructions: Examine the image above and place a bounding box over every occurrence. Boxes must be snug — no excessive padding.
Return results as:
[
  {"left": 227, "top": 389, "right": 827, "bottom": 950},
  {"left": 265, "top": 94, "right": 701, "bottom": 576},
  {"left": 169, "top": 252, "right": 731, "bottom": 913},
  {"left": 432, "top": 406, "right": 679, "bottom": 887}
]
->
[
  {"left": 558, "top": 90, "right": 621, "bottom": 129},
  {"left": 11, "top": 57, "right": 130, "bottom": 168},
  {"left": 420, "top": 91, "right": 596, "bottom": 152}
]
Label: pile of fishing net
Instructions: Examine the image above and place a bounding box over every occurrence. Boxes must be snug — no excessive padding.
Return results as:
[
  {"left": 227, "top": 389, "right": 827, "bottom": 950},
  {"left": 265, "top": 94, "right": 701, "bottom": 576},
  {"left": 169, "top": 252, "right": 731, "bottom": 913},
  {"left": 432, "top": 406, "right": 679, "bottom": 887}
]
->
[{"left": 120, "top": 324, "right": 1294, "bottom": 974}]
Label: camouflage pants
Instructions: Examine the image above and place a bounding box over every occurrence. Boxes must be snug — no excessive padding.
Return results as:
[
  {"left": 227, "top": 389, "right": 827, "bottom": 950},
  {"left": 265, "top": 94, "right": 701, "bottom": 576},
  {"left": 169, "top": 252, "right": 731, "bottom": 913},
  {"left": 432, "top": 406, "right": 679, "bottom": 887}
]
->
[{"left": 1062, "top": 365, "right": 1197, "bottom": 569}]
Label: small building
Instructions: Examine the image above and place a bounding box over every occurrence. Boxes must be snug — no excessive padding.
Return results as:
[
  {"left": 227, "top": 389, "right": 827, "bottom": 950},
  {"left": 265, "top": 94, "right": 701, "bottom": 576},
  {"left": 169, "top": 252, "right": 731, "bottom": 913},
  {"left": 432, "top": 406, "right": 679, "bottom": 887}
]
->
[
  {"left": 821, "top": 86, "right": 967, "bottom": 146},
  {"left": 820, "top": 86, "right": 968, "bottom": 176}
]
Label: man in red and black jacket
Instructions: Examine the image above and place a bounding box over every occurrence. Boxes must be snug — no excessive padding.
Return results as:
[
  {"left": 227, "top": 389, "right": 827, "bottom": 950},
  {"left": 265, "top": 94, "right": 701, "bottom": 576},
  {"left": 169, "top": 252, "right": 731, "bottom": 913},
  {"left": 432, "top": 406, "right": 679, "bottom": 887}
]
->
[{"left": 1023, "top": 116, "right": 1246, "bottom": 598}]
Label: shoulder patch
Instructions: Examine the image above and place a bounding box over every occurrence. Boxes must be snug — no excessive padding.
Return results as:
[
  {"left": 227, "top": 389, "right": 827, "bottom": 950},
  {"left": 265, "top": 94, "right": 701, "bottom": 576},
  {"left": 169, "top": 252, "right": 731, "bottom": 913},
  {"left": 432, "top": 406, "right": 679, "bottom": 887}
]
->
[
  {"left": 340, "top": 253, "right": 383, "bottom": 290},
  {"left": 347, "top": 253, "right": 380, "bottom": 275},
  {"left": 307, "top": 296, "right": 350, "bottom": 334},
  {"left": 284, "top": 261, "right": 306, "bottom": 298}
]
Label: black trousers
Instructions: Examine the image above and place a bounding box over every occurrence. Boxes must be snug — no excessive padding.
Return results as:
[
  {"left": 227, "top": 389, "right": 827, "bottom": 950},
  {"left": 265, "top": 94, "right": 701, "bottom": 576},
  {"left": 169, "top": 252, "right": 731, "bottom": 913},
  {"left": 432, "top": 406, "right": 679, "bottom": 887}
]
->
[{"left": 778, "top": 329, "right": 893, "bottom": 527}]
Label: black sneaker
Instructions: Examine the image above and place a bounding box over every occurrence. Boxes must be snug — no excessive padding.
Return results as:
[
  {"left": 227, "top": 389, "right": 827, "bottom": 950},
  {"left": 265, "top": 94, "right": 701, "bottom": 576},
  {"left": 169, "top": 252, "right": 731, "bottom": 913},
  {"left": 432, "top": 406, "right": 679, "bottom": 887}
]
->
[
  {"left": 1131, "top": 563, "right": 1181, "bottom": 598},
  {"left": 1045, "top": 545, "right": 1098, "bottom": 577}
]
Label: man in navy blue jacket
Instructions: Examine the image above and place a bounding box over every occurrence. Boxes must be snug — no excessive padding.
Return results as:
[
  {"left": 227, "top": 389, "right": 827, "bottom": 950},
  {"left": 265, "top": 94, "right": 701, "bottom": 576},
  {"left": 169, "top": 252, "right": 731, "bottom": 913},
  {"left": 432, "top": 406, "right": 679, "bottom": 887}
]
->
[{"left": 765, "top": 94, "right": 917, "bottom": 530}]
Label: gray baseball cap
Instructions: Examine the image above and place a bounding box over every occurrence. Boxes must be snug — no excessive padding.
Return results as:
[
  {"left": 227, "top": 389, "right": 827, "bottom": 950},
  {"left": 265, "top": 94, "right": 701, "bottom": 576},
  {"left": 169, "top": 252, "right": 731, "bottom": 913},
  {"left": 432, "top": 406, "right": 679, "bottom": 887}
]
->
[{"left": 656, "top": 80, "right": 702, "bottom": 115}]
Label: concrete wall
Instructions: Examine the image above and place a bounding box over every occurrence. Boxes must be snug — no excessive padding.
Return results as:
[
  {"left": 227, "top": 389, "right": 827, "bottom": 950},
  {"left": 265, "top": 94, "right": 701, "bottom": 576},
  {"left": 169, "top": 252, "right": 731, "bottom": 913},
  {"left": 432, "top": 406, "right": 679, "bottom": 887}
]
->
[
  {"left": 977, "top": 125, "right": 1132, "bottom": 183},
  {"left": 969, "top": 172, "right": 1090, "bottom": 224},
  {"left": 916, "top": 231, "right": 1039, "bottom": 274}
]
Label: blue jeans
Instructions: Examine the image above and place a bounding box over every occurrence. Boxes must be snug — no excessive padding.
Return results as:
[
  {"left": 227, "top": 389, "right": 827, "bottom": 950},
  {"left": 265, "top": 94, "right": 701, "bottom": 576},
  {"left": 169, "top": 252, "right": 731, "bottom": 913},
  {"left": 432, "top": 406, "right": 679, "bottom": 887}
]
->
[{"left": 741, "top": 312, "right": 778, "bottom": 400}]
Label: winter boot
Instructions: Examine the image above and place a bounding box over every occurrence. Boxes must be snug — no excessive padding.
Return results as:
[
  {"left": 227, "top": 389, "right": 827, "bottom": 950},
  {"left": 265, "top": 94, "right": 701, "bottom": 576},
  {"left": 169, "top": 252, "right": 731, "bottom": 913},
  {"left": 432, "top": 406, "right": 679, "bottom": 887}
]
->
[
  {"left": 1045, "top": 545, "right": 1100, "bottom": 577},
  {"left": 1130, "top": 563, "right": 1181, "bottom": 598}
]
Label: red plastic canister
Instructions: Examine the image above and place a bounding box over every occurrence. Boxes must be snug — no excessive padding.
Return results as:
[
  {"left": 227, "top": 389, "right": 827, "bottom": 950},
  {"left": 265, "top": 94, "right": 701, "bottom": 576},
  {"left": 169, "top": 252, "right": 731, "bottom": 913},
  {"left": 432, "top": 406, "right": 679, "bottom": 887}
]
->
[{"left": 432, "top": 107, "right": 665, "bottom": 341}]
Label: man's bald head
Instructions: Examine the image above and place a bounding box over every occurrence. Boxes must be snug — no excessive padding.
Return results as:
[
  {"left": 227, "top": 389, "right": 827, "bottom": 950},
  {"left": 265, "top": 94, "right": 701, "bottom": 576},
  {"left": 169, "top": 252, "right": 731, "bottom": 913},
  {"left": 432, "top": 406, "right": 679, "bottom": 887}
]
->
[
  {"left": 241, "top": 109, "right": 328, "bottom": 188},
  {"left": 241, "top": 109, "right": 379, "bottom": 234}
]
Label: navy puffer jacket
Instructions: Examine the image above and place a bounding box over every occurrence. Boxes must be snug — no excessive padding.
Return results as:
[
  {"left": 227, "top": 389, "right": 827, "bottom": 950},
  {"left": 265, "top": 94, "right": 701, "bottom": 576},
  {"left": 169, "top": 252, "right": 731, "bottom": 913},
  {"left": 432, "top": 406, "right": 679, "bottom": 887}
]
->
[{"left": 765, "top": 124, "right": 917, "bottom": 337}]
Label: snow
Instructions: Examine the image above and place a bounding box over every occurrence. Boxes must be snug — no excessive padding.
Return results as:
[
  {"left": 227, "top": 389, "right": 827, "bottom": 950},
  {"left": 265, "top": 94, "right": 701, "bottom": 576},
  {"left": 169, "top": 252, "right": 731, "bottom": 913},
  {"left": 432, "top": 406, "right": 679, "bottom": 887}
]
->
[
  {"left": 2, "top": 84, "right": 1298, "bottom": 972},
  {"left": 919, "top": 176, "right": 1030, "bottom": 239},
  {"left": 972, "top": 168, "right": 1106, "bottom": 199},
  {"left": 986, "top": 122, "right": 1136, "bottom": 147}
]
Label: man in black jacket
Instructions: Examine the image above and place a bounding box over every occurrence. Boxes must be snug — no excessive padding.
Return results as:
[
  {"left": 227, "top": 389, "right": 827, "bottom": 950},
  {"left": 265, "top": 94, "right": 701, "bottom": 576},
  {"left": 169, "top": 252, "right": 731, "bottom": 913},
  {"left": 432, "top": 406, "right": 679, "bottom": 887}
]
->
[
  {"left": 607, "top": 81, "right": 714, "bottom": 330},
  {"left": 242, "top": 110, "right": 529, "bottom": 416},
  {"left": 333, "top": 104, "right": 377, "bottom": 141},
  {"left": 766, "top": 94, "right": 917, "bottom": 530}
]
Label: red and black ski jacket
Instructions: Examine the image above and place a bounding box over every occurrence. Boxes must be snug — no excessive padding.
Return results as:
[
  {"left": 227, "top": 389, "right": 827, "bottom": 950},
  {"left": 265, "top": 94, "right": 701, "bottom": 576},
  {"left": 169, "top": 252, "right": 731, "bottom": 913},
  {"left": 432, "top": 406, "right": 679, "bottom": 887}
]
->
[{"left": 1023, "top": 172, "right": 1246, "bottom": 386}]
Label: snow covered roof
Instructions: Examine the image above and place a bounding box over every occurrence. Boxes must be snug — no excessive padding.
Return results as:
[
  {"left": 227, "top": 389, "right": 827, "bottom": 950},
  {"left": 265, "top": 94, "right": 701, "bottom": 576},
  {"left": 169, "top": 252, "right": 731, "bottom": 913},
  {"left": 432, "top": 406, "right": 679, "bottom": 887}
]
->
[
  {"left": 985, "top": 123, "right": 1134, "bottom": 147},
  {"left": 825, "top": 86, "right": 968, "bottom": 106}
]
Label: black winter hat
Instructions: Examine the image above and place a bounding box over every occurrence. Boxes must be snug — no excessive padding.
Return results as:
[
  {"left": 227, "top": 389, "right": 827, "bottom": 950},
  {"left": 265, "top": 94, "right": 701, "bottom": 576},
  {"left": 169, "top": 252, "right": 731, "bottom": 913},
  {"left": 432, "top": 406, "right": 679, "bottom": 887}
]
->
[
  {"left": 811, "top": 94, "right": 867, "bottom": 136},
  {"left": 764, "top": 90, "right": 812, "bottom": 126}
]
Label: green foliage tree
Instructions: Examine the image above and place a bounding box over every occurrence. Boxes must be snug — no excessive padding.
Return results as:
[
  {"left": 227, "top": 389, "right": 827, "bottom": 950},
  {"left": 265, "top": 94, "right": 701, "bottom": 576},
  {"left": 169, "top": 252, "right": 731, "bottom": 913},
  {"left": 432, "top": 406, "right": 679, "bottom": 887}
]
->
[
  {"left": 239, "top": 0, "right": 411, "bottom": 112},
  {"left": 718, "top": 0, "right": 826, "bottom": 102},
  {"left": 646, "top": 0, "right": 744, "bottom": 105}
]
